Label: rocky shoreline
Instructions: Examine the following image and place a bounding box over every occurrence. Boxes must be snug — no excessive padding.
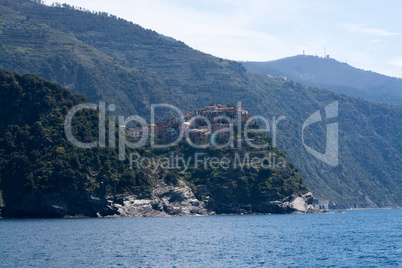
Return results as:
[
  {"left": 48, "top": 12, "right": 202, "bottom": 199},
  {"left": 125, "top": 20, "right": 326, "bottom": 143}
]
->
[{"left": 0, "top": 178, "right": 324, "bottom": 218}]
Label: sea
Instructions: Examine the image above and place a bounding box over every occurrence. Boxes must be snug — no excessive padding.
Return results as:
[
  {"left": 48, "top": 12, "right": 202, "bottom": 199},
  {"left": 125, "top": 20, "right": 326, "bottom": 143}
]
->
[{"left": 1, "top": 209, "right": 401, "bottom": 267}]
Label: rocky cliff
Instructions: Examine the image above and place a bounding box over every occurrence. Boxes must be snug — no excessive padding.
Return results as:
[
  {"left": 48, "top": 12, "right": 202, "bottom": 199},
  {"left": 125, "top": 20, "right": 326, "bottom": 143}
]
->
[
  {"left": 0, "top": 178, "right": 209, "bottom": 218},
  {"left": 106, "top": 180, "right": 210, "bottom": 217},
  {"left": 0, "top": 179, "right": 322, "bottom": 218}
]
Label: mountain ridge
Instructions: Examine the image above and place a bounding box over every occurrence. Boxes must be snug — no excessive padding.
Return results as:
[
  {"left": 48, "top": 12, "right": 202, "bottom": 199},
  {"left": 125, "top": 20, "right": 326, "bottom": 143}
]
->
[{"left": 243, "top": 55, "right": 402, "bottom": 105}]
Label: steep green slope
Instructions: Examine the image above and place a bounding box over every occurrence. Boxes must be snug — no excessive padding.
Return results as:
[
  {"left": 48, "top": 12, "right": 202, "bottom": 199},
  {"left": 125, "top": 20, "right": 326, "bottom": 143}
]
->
[
  {"left": 247, "top": 74, "right": 402, "bottom": 207},
  {"left": 0, "top": 69, "right": 307, "bottom": 216},
  {"left": 0, "top": 0, "right": 401, "bottom": 208},
  {"left": 243, "top": 55, "right": 402, "bottom": 105},
  {"left": 0, "top": 69, "right": 156, "bottom": 216}
]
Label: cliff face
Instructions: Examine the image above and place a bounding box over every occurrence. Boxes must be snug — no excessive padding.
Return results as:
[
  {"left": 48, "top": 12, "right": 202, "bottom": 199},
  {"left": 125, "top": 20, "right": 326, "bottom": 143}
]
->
[
  {"left": 0, "top": 179, "right": 320, "bottom": 218},
  {"left": 108, "top": 180, "right": 209, "bottom": 217},
  {"left": 0, "top": 179, "right": 209, "bottom": 218}
]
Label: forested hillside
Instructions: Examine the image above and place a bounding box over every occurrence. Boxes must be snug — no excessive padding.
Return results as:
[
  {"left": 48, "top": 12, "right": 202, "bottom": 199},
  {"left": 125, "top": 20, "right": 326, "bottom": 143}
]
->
[
  {"left": 0, "top": 70, "right": 308, "bottom": 217},
  {"left": 0, "top": 69, "right": 158, "bottom": 216},
  {"left": 1, "top": 0, "right": 401, "bottom": 208}
]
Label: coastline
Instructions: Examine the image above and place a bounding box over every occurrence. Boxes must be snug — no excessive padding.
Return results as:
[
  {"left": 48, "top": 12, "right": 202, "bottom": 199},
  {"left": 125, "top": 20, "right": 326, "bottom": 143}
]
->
[{"left": 0, "top": 187, "right": 326, "bottom": 218}]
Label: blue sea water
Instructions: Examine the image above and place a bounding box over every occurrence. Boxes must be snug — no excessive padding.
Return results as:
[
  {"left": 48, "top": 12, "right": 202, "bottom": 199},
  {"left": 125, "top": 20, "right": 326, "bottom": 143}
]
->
[{"left": 1, "top": 209, "right": 401, "bottom": 267}]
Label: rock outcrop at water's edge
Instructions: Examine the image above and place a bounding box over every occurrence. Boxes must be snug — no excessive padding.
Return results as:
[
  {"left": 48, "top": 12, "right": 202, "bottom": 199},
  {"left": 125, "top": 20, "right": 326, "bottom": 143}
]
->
[
  {"left": 104, "top": 189, "right": 323, "bottom": 217},
  {"left": 212, "top": 192, "right": 323, "bottom": 215},
  {"left": 0, "top": 180, "right": 324, "bottom": 218},
  {"left": 104, "top": 180, "right": 210, "bottom": 217},
  {"left": 0, "top": 179, "right": 210, "bottom": 218}
]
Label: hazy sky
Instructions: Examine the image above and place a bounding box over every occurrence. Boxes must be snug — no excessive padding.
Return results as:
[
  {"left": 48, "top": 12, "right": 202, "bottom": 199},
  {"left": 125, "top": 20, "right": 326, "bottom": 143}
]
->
[{"left": 44, "top": 0, "right": 402, "bottom": 78}]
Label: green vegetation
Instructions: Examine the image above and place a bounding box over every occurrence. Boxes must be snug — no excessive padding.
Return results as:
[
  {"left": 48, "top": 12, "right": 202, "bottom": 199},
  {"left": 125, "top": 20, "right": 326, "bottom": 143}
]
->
[
  {"left": 0, "top": 70, "right": 157, "bottom": 216},
  {"left": 0, "top": 70, "right": 306, "bottom": 216},
  {"left": 152, "top": 139, "right": 307, "bottom": 212},
  {"left": 0, "top": 0, "right": 401, "bottom": 208}
]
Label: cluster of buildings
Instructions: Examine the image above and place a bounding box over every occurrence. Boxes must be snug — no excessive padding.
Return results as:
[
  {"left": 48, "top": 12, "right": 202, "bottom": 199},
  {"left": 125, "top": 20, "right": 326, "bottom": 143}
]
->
[{"left": 126, "top": 104, "right": 253, "bottom": 145}]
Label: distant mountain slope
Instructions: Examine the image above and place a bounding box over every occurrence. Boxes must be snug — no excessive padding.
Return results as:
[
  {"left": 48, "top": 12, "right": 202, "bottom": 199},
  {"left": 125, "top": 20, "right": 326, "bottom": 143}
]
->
[
  {"left": 1, "top": 0, "right": 401, "bottom": 208},
  {"left": 243, "top": 55, "right": 402, "bottom": 105}
]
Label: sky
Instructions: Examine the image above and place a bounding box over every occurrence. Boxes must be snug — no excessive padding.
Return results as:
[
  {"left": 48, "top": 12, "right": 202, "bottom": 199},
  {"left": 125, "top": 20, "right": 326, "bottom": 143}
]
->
[{"left": 43, "top": 0, "right": 402, "bottom": 78}]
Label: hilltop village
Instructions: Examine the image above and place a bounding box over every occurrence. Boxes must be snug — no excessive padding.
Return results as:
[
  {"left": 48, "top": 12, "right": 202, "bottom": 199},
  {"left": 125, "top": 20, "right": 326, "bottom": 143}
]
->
[{"left": 126, "top": 104, "right": 254, "bottom": 146}]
